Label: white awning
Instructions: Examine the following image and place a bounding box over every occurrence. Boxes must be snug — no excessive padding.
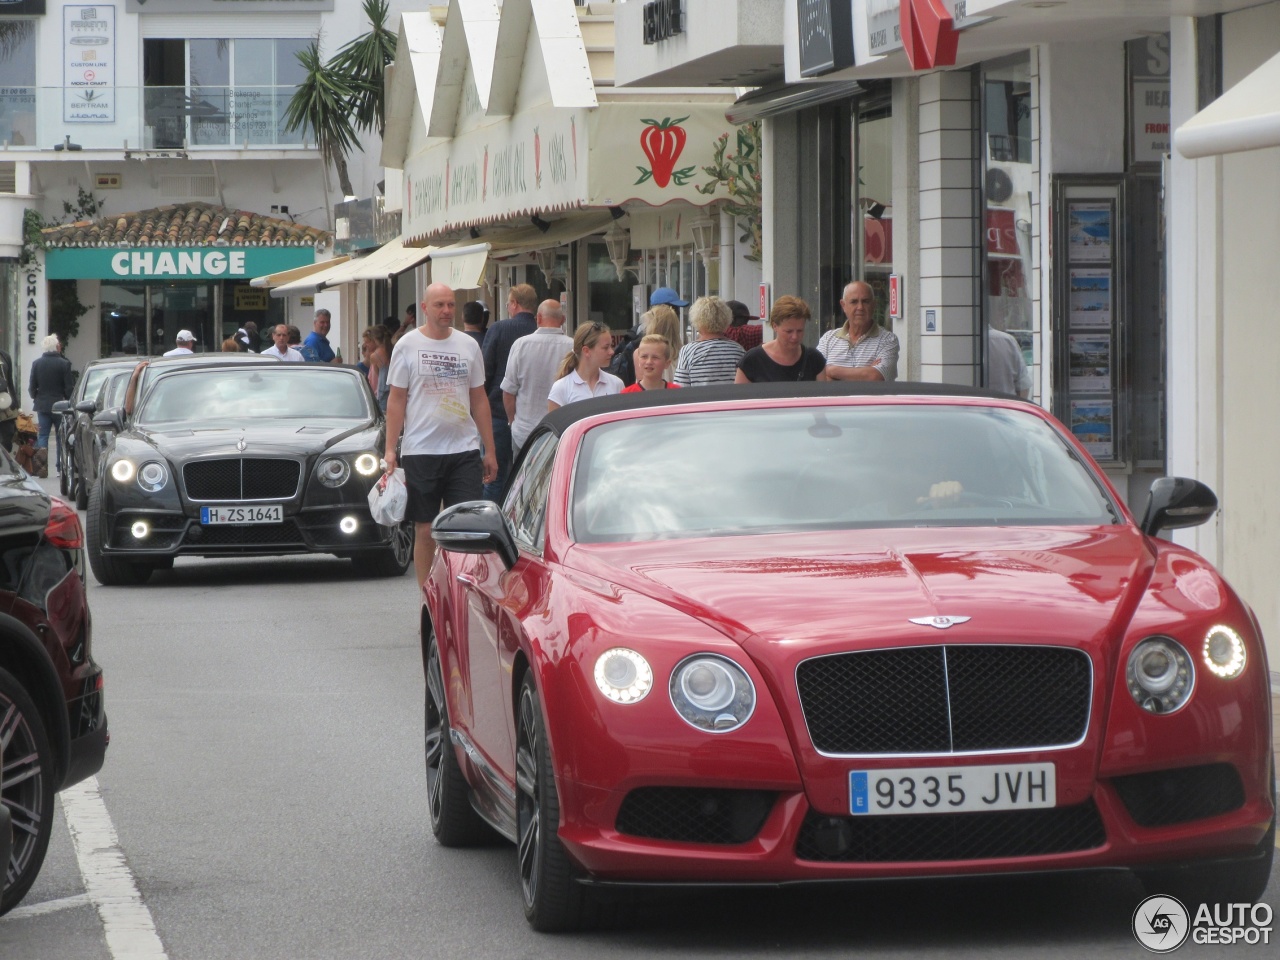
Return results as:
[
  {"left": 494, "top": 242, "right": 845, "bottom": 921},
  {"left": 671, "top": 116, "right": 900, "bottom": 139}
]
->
[
  {"left": 1175, "top": 51, "right": 1280, "bottom": 159},
  {"left": 250, "top": 256, "right": 349, "bottom": 290},
  {"left": 428, "top": 242, "right": 489, "bottom": 290},
  {"left": 267, "top": 239, "right": 434, "bottom": 297}
]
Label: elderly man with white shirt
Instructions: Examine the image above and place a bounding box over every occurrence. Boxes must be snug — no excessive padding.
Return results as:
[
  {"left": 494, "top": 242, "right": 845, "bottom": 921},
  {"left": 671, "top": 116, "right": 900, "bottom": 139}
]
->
[{"left": 501, "top": 300, "right": 573, "bottom": 460}]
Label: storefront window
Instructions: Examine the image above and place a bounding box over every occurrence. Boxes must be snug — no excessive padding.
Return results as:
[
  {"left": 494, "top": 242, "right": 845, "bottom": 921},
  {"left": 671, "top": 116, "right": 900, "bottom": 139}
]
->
[
  {"left": 586, "top": 239, "right": 636, "bottom": 332},
  {"left": 101, "top": 284, "right": 148, "bottom": 356},
  {"left": 982, "top": 55, "right": 1036, "bottom": 398},
  {"left": 0, "top": 20, "right": 36, "bottom": 146},
  {"left": 144, "top": 38, "right": 310, "bottom": 148},
  {"left": 855, "top": 98, "right": 893, "bottom": 329}
]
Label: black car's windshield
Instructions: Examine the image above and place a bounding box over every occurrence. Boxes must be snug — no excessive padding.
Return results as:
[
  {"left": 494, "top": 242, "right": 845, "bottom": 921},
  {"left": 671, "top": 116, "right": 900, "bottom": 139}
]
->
[
  {"left": 571, "top": 404, "right": 1119, "bottom": 543},
  {"left": 136, "top": 368, "right": 370, "bottom": 424}
]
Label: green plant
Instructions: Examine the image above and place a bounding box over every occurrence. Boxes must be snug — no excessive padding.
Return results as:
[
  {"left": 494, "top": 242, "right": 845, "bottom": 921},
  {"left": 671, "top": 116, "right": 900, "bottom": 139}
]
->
[
  {"left": 282, "top": 38, "right": 361, "bottom": 197},
  {"left": 696, "top": 121, "right": 762, "bottom": 262},
  {"left": 48, "top": 280, "right": 89, "bottom": 345},
  {"left": 329, "top": 0, "right": 396, "bottom": 138}
]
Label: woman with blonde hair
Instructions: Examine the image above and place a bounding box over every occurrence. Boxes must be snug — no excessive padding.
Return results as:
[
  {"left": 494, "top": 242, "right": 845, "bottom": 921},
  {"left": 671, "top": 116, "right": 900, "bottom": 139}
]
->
[
  {"left": 673, "top": 296, "right": 743, "bottom": 387},
  {"left": 547, "top": 322, "right": 623, "bottom": 412},
  {"left": 736, "top": 295, "right": 826, "bottom": 383}
]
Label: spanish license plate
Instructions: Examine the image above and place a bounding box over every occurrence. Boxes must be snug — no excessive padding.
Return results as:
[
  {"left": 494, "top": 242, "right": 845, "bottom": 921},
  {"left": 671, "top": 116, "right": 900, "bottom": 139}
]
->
[
  {"left": 850, "top": 763, "right": 1055, "bottom": 815},
  {"left": 200, "top": 505, "right": 283, "bottom": 525}
]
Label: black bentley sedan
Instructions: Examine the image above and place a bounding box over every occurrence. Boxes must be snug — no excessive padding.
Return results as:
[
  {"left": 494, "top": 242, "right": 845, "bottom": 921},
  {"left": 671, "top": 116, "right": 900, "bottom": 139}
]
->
[{"left": 85, "top": 362, "right": 411, "bottom": 585}]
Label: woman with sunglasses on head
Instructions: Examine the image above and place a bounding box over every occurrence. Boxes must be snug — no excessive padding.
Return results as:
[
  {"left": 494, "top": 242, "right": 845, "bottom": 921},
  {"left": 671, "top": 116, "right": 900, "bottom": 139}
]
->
[{"left": 547, "top": 322, "right": 624, "bottom": 412}]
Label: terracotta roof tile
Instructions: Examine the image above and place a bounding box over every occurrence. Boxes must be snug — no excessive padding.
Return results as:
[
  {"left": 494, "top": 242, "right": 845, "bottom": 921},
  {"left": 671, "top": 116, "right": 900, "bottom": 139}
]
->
[{"left": 41, "top": 202, "right": 330, "bottom": 248}]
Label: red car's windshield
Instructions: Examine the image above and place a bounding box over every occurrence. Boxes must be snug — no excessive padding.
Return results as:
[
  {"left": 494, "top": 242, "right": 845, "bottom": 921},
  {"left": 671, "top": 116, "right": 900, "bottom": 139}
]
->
[{"left": 571, "top": 404, "right": 1119, "bottom": 543}]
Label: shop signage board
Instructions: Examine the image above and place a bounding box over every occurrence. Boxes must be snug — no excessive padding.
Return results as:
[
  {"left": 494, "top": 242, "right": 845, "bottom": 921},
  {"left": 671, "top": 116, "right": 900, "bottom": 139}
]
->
[
  {"left": 403, "top": 103, "right": 732, "bottom": 241},
  {"left": 857, "top": 0, "right": 987, "bottom": 65},
  {"left": 796, "top": 0, "right": 854, "bottom": 77},
  {"left": 1128, "top": 35, "right": 1171, "bottom": 163},
  {"left": 888, "top": 274, "right": 900, "bottom": 319},
  {"left": 64, "top": 4, "right": 114, "bottom": 123},
  {"left": 45, "top": 247, "right": 316, "bottom": 281}
]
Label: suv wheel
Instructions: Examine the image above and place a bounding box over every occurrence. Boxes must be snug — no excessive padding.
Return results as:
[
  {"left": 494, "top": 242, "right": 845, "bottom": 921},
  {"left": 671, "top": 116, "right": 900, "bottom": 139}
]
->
[{"left": 0, "top": 665, "right": 56, "bottom": 915}]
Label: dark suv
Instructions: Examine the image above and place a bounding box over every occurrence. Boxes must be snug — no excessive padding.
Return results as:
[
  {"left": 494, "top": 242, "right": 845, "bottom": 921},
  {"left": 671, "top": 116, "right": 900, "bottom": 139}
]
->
[{"left": 0, "top": 446, "right": 107, "bottom": 914}]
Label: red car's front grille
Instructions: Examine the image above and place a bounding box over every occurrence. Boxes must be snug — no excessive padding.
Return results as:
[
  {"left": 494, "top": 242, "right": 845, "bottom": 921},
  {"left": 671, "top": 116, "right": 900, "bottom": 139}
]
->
[
  {"left": 796, "top": 645, "right": 1092, "bottom": 754},
  {"left": 795, "top": 800, "right": 1106, "bottom": 862}
]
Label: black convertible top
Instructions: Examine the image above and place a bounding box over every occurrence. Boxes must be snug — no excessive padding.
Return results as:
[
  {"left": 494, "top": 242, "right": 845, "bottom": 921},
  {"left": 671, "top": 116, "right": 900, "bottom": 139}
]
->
[{"left": 537, "top": 380, "right": 1021, "bottom": 438}]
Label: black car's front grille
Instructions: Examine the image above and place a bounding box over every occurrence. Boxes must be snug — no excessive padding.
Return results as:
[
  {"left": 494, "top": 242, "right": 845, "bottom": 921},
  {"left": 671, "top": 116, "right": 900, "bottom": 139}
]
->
[
  {"left": 195, "top": 520, "right": 303, "bottom": 546},
  {"left": 795, "top": 800, "right": 1107, "bottom": 862},
  {"left": 183, "top": 458, "right": 300, "bottom": 501},
  {"left": 796, "top": 645, "right": 1092, "bottom": 754},
  {"left": 1112, "top": 764, "right": 1246, "bottom": 827},
  {"left": 615, "top": 788, "right": 775, "bottom": 845}
]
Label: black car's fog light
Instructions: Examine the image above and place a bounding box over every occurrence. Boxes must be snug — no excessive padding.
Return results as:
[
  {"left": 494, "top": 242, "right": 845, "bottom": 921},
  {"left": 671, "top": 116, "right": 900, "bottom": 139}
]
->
[
  {"left": 187, "top": 525, "right": 204, "bottom": 541},
  {"left": 130, "top": 520, "right": 150, "bottom": 540},
  {"left": 339, "top": 516, "right": 359, "bottom": 534}
]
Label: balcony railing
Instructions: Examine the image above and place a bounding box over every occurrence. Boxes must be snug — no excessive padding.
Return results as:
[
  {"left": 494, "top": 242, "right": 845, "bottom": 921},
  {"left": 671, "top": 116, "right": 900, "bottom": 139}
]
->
[{"left": 0, "top": 85, "right": 316, "bottom": 152}]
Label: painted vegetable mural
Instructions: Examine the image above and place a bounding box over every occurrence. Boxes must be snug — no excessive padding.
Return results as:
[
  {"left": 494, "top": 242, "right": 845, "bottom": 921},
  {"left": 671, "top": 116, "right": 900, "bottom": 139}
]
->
[{"left": 636, "top": 116, "right": 696, "bottom": 187}]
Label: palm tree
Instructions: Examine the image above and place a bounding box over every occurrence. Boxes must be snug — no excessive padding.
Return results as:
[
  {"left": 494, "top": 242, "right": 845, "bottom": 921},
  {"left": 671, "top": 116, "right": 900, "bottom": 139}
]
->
[
  {"left": 330, "top": 0, "right": 396, "bottom": 139},
  {"left": 282, "top": 39, "right": 360, "bottom": 198}
]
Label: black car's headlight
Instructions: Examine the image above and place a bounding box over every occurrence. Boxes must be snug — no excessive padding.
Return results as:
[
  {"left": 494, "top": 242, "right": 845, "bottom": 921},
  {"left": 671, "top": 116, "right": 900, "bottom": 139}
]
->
[
  {"left": 317, "top": 457, "right": 351, "bottom": 487},
  {"left": 670, "top": 654, "right": 756, "bottom": 732},
  {"left": 110, "top": 459, "right": 136, "bottom": 483},
  {"left": 1126, "top": 637, "right": 1195, "bottom": 714},
  {"left": 137, "top": 461, "right": 169, "bottom": 493},
  {"left": 354, "top": 453, "right": 380, "bottom": 477}
]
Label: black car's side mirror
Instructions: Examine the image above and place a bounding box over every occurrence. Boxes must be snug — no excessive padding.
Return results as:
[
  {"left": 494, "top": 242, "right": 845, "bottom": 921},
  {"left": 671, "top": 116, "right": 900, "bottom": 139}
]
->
[
  {"left": 92, "top": 407, "right": 126, "bottom": 432},
  {"left": 52, "top": 400, "right": 71, "bottom": 415},
  {"left": 432, "top": 500, "right": 519, "bottom": 569},
  {"left": 1140, "top": 477, "right": 1218, "bottom": 538},
  {"left": 76, "top": 399, "right": 98, "bottom": 414}
]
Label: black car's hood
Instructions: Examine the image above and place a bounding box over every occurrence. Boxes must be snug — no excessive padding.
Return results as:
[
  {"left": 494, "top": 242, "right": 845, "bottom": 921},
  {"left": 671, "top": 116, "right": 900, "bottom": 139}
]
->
[{"left": 125, "top": 419, "right": 378, "bottom": 461}]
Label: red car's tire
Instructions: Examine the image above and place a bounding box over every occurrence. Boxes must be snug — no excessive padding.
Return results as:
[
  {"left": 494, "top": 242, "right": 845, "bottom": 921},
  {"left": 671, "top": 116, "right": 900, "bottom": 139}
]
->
[{"left": 516, "top": 672, "right": 595, "bottom": 932}]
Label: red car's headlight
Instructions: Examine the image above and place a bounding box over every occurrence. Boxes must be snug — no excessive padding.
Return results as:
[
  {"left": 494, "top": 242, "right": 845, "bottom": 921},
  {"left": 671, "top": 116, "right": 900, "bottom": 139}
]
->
[
  {"left": 593, "top": 648, "right": 654, "bottom": 703},
  {"left": 1202, "top": 625, "right": 1246, "bottom": 679},
  {"left": 1126, "top": 637, "right": 1194, "bottom": 714}
]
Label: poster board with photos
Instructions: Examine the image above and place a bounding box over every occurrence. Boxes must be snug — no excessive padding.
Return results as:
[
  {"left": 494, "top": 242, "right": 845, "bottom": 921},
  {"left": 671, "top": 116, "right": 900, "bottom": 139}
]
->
[{"left": 1053, "top": 177, "right": 1126, "bottom": 465}]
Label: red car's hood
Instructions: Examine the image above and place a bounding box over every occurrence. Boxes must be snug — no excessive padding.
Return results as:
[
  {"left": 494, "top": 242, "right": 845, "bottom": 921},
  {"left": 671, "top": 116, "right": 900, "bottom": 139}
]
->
[{"left": 566, "top": 526, "right": 1152, "bottom": 649}]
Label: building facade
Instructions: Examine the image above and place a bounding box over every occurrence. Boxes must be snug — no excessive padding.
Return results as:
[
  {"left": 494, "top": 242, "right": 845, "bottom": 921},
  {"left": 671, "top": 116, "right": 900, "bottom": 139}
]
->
[
  {"left": 0, "top": 0, "right": 416, "bottom": 385},
  {"left": 616, "top": 0, "right": 1280, "bottom": 669}
]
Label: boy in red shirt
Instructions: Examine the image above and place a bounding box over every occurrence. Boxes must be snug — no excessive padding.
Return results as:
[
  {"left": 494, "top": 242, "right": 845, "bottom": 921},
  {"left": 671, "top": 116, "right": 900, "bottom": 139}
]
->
[{"left": 621, "top": 335, "right": 681, "bottom": 392}]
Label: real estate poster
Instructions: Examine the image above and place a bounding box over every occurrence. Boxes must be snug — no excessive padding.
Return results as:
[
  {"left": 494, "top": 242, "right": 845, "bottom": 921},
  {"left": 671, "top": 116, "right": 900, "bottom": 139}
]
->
[
  {"left": 1067, "top": 202, "right": 1112, "bottom": 262},
  {"left": 1070, "top": 399, "right": 1114, "bottom": 460},
  {"left": 1069, "top": 268, "right": 1112, "bottom": 329},
  {"left": 64, "top": 4, "right": 115, "bottom": 123},
  {"left": 1068, "top": 334, "right": 1112, "bottom": 392}
]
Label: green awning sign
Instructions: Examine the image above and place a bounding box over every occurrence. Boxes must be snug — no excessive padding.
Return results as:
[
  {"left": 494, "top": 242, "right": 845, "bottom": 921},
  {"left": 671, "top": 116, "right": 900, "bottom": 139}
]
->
[{"left": 45, "top": 247, "right": 315, "bottom": 281}]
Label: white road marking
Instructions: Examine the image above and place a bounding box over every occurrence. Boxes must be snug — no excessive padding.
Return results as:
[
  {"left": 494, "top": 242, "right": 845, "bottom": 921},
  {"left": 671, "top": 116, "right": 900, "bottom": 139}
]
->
[
  {"left": 2, "top": 893, "right": 91, "bottom": 920},
  {"left": 60, "top": 777, "right": 169, "bottom": 960}
]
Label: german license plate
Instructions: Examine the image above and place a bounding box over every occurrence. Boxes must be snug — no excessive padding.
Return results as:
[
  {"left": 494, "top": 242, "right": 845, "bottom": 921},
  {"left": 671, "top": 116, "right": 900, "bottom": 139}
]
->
[
  {"left": 200, "top": 505, "right": 283, "bottom": 525},
  {"left": 850, "top": 763, "right": 1055, "bottom": 815}
]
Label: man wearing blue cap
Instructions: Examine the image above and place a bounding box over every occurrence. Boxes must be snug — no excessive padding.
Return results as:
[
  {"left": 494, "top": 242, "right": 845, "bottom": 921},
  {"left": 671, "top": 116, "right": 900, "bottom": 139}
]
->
[{"left": 649, "top": 286, "right": 688, "bottom": 309}]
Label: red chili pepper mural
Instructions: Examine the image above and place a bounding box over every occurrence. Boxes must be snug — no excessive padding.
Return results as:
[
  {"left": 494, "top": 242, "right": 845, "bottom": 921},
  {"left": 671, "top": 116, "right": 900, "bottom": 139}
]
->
[{"left": 636, "top": 116, "right": 695, "bottom": 188}]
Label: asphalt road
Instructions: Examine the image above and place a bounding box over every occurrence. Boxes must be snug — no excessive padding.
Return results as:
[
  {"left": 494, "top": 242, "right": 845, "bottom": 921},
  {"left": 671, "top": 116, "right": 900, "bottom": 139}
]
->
[{"left": 0, "top": 477, "right": 1276, "bottom": 959}]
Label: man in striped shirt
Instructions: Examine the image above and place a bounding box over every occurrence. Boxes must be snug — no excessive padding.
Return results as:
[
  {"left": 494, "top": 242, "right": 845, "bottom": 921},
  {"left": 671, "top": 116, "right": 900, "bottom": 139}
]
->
[{"left": 817, "top": 281, "right": 900, "bottom": 381}]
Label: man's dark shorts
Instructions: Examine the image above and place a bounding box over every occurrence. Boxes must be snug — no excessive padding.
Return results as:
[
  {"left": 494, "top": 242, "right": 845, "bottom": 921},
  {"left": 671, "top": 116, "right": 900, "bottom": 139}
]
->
[{"left": 402, "top": 450, "right": 483, "bottom": 524}]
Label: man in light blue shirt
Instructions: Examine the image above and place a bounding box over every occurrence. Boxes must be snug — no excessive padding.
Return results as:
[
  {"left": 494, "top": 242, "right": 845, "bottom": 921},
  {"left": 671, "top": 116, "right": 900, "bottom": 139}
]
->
[{"left": 302, "top": 309, "right": 340, "bottom": 363}]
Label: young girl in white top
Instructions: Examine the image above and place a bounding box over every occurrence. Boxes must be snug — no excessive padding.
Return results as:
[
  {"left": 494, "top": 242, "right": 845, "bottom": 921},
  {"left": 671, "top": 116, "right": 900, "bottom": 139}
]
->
[{"left": 547, "top": 322, "right": 624, "bottom": 412}]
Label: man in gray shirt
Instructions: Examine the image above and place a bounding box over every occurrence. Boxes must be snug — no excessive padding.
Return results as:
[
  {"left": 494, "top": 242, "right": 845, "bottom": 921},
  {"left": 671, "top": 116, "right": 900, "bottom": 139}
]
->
[{"left": 501, "top": 300, "right": 573, "bottom": 459}]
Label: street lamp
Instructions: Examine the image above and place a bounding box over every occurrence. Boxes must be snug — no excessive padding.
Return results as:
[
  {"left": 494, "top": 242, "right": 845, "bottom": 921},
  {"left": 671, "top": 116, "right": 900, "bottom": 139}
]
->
[
  {"left": 690, "top": 215, "right": 718, "bottom": 267},
  {"left": 602, "top": 223, "right": 631, "bottom": 281}
]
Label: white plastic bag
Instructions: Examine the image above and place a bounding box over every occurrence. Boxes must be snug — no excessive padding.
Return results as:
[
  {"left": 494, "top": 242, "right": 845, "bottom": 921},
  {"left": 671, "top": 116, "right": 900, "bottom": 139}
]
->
[{"left": 368, "top": 467, "right": 408, "bottom": 525}]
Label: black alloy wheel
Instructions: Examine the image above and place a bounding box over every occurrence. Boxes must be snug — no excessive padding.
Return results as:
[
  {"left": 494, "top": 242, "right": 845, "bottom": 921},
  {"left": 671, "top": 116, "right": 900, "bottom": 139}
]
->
[
  {"left": 516, "top": 672, "right": 592, "bottom": 932},
  {"left": 424, "top": 637, "right": 490, "bottom": 846},
  {"left": 363, "top": 519, "right": 414, "bottom": 577},
  {"left": 0, "top": 666, "right": 56, "bottom": 915}
]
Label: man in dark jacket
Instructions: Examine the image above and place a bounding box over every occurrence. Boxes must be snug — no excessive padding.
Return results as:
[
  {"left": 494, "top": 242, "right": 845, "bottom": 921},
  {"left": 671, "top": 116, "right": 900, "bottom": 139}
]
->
[
  {"left": 28, "top": 334, "right": 74, "bottom": 478},
  {"left": 480, "top": 284, "right": 537, "bottom": 501}
]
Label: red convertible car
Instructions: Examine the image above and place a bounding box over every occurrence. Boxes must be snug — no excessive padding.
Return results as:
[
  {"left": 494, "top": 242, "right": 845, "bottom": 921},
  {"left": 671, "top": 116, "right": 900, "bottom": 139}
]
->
[{"left": 422, "top": 383, "right": 1273, "bottom": 931}]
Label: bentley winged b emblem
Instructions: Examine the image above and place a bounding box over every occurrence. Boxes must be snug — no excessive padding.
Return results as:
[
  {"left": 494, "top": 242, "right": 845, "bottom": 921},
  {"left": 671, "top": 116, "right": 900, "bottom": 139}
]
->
[{"left": 909, "top": 615, "right": 972, "bottom": 629}]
